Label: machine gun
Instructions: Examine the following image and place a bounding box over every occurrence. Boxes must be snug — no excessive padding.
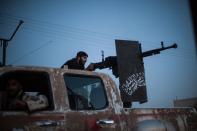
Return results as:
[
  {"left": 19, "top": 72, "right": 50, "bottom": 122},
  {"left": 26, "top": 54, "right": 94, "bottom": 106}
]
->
[
  {"left": 89, "top": 56, "right": 118, "bottom": 77},
  {"left": 89, "top": 42, "right": 177, "bottom": 78},
  {"left": 88, "top": 40, "right": 178, "bottom": 105}
]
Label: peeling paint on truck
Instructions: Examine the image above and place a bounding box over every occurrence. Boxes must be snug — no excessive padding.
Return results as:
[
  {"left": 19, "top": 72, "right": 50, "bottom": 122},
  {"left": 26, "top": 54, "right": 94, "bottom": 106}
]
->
[{"left": 0, "top": 66, "right": 196, "bottom": 131}]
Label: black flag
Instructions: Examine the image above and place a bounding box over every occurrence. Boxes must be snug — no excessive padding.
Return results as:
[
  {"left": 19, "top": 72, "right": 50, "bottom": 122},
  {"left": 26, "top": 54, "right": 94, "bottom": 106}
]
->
[{"left": 115, "top": 40, "right": 147, "bottom": 104}]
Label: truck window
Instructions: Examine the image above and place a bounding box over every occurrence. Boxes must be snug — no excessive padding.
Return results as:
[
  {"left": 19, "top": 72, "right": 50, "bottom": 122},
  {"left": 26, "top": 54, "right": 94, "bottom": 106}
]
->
[
  {"left": 64, "top": 74, "right": 108, "bottom": 110},
  {"left": 0, "top": 71, "right": 54, "bottom": 112}
]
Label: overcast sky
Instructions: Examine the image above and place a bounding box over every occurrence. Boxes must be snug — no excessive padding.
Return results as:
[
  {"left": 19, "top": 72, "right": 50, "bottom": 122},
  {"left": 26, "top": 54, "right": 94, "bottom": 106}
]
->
[{"left": 0, "top": 0, "right": 197, "bottom": 108}]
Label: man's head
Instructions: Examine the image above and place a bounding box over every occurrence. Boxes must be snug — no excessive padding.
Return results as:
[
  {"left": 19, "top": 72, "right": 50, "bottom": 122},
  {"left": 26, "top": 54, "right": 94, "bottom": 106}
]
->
[
  {"left": 76, "top": 51, "right": 88, "bottom": 65},
  {"left": 6, "top": 78, "right": 22, "bottom": 97}
]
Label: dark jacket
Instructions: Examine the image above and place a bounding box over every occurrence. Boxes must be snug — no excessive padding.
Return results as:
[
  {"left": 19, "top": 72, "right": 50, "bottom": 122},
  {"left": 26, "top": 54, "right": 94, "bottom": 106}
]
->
[{"left": 61, "top": 58, "right": 85, "bottom": 70}]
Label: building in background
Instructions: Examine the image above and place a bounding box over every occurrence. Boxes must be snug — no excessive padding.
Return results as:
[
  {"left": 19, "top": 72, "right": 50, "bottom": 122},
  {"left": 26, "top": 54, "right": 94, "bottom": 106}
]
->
[{"left": 174, "top": 97, "right": 197, "bottom": 109}]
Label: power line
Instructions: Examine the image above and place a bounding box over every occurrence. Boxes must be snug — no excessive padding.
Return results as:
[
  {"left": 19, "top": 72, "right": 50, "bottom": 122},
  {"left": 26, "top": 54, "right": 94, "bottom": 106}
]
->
[
  {"left": 9, "top": 40, "right": 53, "bottom": 64},
  {"left": 0, "top": 13, "right": 196, "bottom": 61},
  {"left": 0, "top": 16, "right": 115, "bottom": 48},
  {"left": 1, "top": 13, "right": 195, "bottom": 52},
  {"left": 0, "top": 13, "right": 119, "bottom": 41},
  {"left": 1, "top": 13, "right": 186, "bottom": 48},
  {"left": 0, "top": 18, "right": 114, "bottom": 50},
  {"left": 22, "top": 27, "right": 114, "bottom": 50}
]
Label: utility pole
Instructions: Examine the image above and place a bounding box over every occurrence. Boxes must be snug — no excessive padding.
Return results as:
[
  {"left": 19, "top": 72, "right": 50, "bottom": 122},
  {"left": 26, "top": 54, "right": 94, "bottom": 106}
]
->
[{"left": 0, "top": 20, "right": 24, "bottom": 66}]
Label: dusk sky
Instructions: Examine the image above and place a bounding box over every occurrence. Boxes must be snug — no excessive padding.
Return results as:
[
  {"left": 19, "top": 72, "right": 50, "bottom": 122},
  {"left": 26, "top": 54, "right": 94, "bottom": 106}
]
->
[{"left": 0, "top": 0, "right": 197, "bottom": 108}]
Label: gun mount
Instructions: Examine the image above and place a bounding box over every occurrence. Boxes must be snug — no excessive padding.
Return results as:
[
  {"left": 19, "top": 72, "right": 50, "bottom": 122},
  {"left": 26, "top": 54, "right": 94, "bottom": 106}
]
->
[
  {"left": 87, "top": 40, "right": 178, "bottom": 105},
  {"left": 89, "top": 41, "right": 177, "bottom": 78},
  {"left": 90, "top": 56, "right": 118, "bottom": 77}
]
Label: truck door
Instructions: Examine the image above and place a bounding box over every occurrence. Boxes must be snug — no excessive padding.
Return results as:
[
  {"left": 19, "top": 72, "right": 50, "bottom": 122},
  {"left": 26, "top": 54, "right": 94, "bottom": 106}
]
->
[
  {"left": 0, "top": 70, "right": 65, "bottom": 130},
  {"left": 64, "top": 73, "right": 120, "bottom": 131}
]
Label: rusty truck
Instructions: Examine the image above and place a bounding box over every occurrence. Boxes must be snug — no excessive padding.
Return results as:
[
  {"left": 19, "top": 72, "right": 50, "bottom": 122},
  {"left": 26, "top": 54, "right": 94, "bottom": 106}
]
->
[
  {"left": 0, "top": 65, "right": 196, "bottom": 131},
  {"left": 0, "top": 39, "right": 197, "bottom": 131}
]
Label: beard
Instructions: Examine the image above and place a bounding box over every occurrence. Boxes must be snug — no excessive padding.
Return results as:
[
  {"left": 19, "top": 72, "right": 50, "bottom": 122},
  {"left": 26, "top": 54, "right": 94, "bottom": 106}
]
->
[{"left": 79, "top": 58, "right": 85, "bottom": 65}]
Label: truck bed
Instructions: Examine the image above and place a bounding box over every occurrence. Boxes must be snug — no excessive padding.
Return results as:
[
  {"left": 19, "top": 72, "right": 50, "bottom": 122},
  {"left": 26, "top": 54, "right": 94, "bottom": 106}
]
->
[{"left": 124, "top": 107, "right": 197, "bottom": 131}]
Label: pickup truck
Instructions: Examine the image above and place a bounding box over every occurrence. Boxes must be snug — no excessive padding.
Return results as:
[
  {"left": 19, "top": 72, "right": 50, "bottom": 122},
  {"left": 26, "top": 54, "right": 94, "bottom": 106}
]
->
[{"left": 0, "top": 66, "right": 196, "bottom": 131}]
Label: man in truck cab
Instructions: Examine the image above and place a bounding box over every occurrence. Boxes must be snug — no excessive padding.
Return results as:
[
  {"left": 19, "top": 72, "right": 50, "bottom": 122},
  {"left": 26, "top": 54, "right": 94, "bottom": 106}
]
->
[{"left": 2, "top": 78, "right": 49, "bottom": 112}]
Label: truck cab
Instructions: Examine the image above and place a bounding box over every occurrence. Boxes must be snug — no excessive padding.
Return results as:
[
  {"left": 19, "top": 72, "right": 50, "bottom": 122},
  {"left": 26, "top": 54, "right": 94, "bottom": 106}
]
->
[{"left": 0, "top": 66, "right": 196, "bottom": 131}]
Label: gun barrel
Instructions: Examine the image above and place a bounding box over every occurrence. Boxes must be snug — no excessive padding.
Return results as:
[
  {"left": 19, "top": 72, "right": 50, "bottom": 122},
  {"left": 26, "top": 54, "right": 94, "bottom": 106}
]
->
[
  {"left": 88, "top": 42, "right": 177, "bottom": 78},
  {"left": 142, "top": 43, "right": 177, "bottom": 57}
]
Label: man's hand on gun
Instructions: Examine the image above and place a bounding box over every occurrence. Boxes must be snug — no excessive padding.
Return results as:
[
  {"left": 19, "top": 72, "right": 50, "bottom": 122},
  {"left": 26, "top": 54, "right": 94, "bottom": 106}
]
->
[{"left": 86, "top": 63, "right": 96, "bottom": 71}]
